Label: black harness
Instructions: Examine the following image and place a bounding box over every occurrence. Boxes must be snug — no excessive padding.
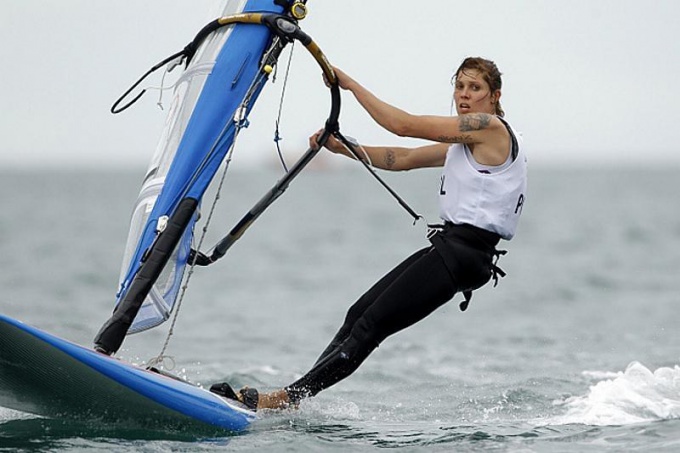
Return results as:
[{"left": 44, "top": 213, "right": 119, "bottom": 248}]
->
[{"left": 428, "top": 222, "right": 506, "bottom": 312}]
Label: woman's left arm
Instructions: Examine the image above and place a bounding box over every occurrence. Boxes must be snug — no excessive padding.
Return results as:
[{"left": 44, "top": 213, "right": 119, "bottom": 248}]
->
[
  {"left": 335, "top": 67, "right": 509, "bottom": 164},
  {"left": 339, "top": 70, "right": 500, "bottom": 138}
]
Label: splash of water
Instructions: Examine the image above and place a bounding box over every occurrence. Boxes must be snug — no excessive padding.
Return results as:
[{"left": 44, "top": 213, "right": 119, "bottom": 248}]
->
[{"left": 555, "top": 361, "right": 680, "bottom": 426}]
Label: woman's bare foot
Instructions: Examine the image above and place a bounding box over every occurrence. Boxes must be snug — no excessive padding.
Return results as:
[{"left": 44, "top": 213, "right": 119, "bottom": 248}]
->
[
  {"left": 210, "top": 382, "right": 294, "bottom": 411},
  {"left": 251, "top": 388, "right": 292, "bottom": 410}
]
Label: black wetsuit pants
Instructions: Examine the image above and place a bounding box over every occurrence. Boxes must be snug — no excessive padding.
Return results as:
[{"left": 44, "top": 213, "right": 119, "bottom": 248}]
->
[
  {"left": 285, "top": 223, "right": 499, "bottom": 403},
  {"left": 285, "top": 246, "right": 454, "bottom": 403}
]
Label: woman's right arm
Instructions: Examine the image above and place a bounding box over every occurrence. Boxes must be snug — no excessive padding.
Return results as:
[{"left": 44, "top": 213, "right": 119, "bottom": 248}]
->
[{"left": 310, "top": 132, "right": 448, "bottom": 171}]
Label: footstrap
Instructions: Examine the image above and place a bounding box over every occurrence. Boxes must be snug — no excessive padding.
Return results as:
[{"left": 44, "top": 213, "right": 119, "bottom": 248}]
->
[
  {"left": 239, "top": 388, "right": 259, "bottom": 411},
  {"left": 210, "top": 382, "right": 239, "bottom": 400},
  {"left": 209, "top": 382, "right": 259, "bottom": 411}
]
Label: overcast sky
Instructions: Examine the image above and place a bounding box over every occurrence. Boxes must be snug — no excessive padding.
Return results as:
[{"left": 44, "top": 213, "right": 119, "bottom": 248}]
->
[{"left": 2, "top": 1, "right": 679, "bottom": 169}]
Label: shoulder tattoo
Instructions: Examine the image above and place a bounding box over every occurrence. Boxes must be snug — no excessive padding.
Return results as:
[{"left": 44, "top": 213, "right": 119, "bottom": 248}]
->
[{"left": 459, "top": 113, "right": 492, "bottom": 132}]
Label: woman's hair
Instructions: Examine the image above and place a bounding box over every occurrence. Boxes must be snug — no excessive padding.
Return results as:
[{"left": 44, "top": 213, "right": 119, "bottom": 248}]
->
[{"left": 453, "top": 57, "right": 504, "bottom": 117}]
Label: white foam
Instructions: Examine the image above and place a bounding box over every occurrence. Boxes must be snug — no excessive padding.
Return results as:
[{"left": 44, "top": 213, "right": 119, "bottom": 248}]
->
[
  {"left": 554, "top": 361, "right": 680, "bottom": 426},
  {"left": 0, "top": 406, "right": 33, "bottom": 421}
]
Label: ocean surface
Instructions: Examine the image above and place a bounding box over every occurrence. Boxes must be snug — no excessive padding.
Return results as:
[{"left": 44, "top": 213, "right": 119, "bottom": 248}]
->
[{"left": 1, "top": 164, "right": 679, "bottom": 452}]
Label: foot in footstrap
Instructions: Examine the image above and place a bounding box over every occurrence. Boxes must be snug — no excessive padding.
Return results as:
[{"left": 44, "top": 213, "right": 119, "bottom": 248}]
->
[
  {"left": 209, "top": 382, "right": 259, "bottom": 411},
  {"left": 239, "top": 387, "right": 259, "bottom": 411}
]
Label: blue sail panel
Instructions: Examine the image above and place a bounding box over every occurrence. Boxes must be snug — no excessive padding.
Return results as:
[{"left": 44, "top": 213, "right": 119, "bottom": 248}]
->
[{"left": 116, "top": 0, "right": 287, "bottom": 334}]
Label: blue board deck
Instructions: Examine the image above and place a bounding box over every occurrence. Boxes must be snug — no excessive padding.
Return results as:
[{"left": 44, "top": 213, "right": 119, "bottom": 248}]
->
[{"left": 0, "top": 314, "right": 255, "bottom": 434}]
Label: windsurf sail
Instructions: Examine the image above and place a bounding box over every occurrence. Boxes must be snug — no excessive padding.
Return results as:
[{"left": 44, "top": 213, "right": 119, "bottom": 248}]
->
[{"left": 94, "top": 0, "right": 341, "bottom": 355}]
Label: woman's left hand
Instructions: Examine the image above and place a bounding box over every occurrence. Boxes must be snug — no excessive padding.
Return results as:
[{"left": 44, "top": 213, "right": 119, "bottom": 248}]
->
[
  {"left": 309, "top": 129, "right": 344, "bottom": 153},
  {"left": 323, "top": 66, "right": 355, "bottom": 91}
]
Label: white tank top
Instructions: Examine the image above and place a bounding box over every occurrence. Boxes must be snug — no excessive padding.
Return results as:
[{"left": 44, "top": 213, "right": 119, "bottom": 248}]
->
[{"left": 438, "top": 118, "right": 527, "bottom": 240}]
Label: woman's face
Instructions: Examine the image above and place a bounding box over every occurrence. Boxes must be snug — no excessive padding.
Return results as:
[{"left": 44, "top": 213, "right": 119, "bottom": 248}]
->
[{"left": 453, "top": 69, "right": 499, "bottom": 115}]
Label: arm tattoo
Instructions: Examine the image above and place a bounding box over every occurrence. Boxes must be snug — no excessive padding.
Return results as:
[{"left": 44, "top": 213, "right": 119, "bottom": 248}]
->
[
  {"left": 436, "top": 133, "right": 472, "bottom": 143},
  {"left": 459, "top": 113, "right": 492, "bottom": 132},
  {"left": 384, "top": 148, "right": 396, "bottom": 169}
]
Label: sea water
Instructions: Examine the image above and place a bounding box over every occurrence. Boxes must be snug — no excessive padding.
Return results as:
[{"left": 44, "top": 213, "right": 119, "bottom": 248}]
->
[{"left": 1, "top": 164, "right": 679, "bottom": 452}]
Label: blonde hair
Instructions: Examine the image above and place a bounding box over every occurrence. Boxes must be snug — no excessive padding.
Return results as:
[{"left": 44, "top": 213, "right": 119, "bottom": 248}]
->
[{"left": 453, "top": 57, "right": 504, "bottom": 117}]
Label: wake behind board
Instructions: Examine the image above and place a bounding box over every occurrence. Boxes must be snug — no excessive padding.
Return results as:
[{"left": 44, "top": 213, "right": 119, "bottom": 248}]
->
[{"left": 0, "top": 314, "right": 254, "bottom": 434}]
